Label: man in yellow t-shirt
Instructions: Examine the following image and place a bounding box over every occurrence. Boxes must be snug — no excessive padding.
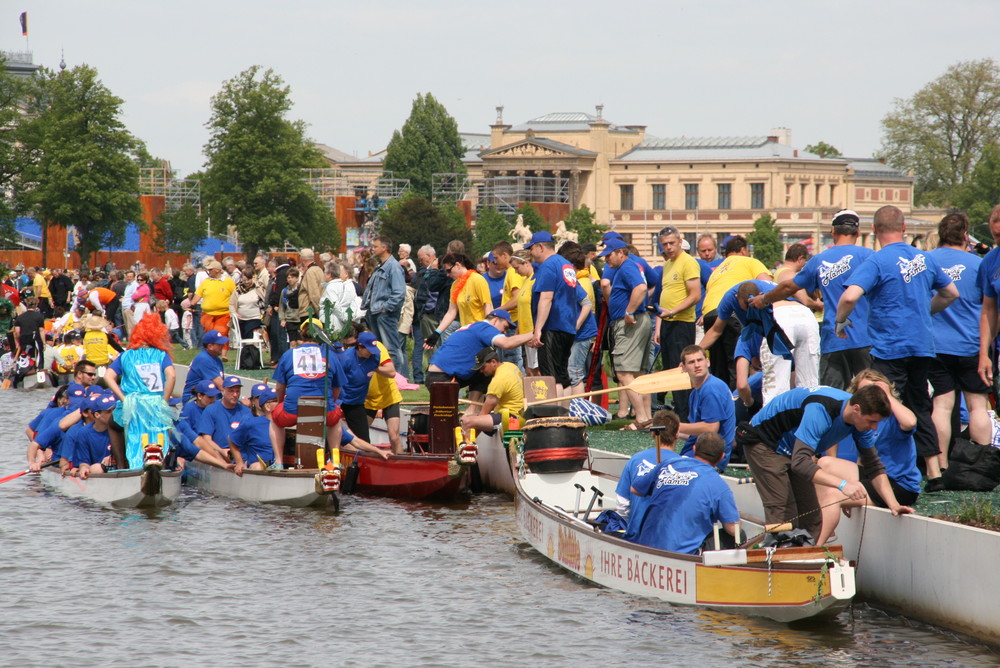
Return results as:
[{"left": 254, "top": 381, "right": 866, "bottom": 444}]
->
[
  {"left": 365, "top": 340, "right": 403, "bottom": 453},
  {"left": 654, "top": 226, "right": 702, "bottom": 420},
  {"left": 700, "top": 235, "right": 771, "bottom": 387},
  {"left": 460, "top": 348, "right": 524, "bottom": 436},
  {"left": 190, "top": 260, "right": 236, "bottom": 359},
  {"left": 510, "top": 250, "right": 538, "bottom": 373}
]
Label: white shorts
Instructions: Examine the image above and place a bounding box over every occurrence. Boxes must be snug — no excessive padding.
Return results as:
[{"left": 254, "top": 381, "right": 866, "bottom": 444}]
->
[{"left": 761, "top": 302, "right": 821, "bottom": 404}]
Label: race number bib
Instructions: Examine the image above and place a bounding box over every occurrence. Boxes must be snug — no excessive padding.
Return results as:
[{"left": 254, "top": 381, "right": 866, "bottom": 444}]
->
[
  {"left": 292, "top": 347, "right": 325, "bottom": 379},
  {"left": 135, "top": 362, "right": 164, "bottom": 392}
]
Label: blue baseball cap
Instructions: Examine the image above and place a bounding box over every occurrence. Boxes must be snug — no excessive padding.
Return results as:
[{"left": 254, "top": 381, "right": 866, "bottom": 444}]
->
[
  {"left": 486, "top": 309, "right": 513, "bottom": 326},
  {"left": 168, "top": 397, "right": 183, "bottom": 407},
  {"left": 524, "top": 231, "right": 554, "bottom": 249},
  {"left": 357, "top": 332, "right": 380, "bottom": 355},
  {"left": 601, "top": 231, "right": 624, "bottom": 243},
  {"left": 222, "top": 375, "right": 243, "bottom": 388},
  {"left": 202, "top": 330, "right": 229, "bottom": 346},
  {"left": 89, "top": 393, "right": 117, "bottom": 412},
  {"left": 258, "top": 387, "right": 278, "bottom": 406},
  {"left": 597, "top": 238, "right": 627, "bottom": 258},
  {"left": 195, "top": 380, "right": 221, "bottom": 397},
  {"left": 487, "top": 251, "right": 496, "bottom": 263},
  {"left": 250, "top": 383, "right": 269, "bottom": 398}
]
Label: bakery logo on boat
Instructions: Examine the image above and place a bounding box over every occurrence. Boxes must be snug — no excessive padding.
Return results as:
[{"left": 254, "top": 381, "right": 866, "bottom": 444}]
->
[
  {"left": 655, "top": 464, "right": 697, "bottom": 488},
  {"left": 557, "top": 525, "right": 581, "bottom": 570}
]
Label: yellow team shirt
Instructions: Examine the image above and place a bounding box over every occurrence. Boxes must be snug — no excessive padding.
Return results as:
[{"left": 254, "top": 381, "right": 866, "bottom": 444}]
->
[
  {"left": 659, "top": 251, "right": 701, "bottom": 323},
  {"left": 33, "top": 274, "right": 50, "bottom": 299},
  {"left": 516, "top": 275, "right": 535, "bottom": 335},
  {"left": 54, "top": 344, "right": 84, "bottom": 374},
  {"left": 365, "top": 341, "right": 402, "bottom": 410},
  {"left": 577, "top": 269, "right": 596, "bottom": 324},
  {"left": 195, "top": 276, "right": 236, "bottom": 315},
  {"left": 83, "top": 330, "right": 117, "bottom": 366},
  {"left": 501, "top": 267, "right": 525, "bottom": 324},
  {"left": 453, "top": 271, "right": 492, "bottom": 326},
  {"left": 703, "top": 255, "right": 771, "bottom": 313},
  {"left": 486, "top": 361, "right": 524, "bottom": 416},
  {"left": 588, "top": 265, "right": 600, "bottom": 283}
]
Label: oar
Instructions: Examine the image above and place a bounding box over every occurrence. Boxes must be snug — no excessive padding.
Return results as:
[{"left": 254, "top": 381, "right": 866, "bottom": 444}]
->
[
  {"left": 738, "top": 497, "right": 849, "bottom": 549},
  {"left": 527, "top": 368, "right": 692, "bottom": 407},
  {"left": 0, "top": 459, "right": 57, "bottom": 484}
]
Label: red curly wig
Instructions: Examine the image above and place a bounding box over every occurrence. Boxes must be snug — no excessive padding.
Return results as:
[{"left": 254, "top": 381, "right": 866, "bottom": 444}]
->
[{"left": 129, "top": 313, "right": 173, "bottom": 357}]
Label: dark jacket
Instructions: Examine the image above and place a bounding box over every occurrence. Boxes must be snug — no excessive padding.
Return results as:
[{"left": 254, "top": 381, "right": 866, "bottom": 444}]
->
[
  {"left": 267, "top": 264, "right": 290, "bottom": 309},
  {"left": 413, "top": 264, "right": 448, "bottom": 318}
]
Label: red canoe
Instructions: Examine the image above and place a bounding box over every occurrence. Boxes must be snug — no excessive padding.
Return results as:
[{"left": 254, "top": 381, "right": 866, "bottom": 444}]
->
[{"left": 339, "top": 450, "right": 471, "bottom": 501}]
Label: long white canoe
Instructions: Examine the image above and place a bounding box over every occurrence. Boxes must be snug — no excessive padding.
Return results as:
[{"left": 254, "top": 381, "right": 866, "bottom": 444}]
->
[
  {"left": 184, "top": 460, "right": 337, "bottom": 508},
  {"left": 514, "top": 462, "right": 854, "bottom": 623},
  {"left": 41, "top": 467, "right": 181, "bottom": 508}
]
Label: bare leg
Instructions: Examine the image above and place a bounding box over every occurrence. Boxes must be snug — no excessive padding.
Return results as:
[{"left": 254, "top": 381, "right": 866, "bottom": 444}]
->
[
  {"left": 966, "top": 391, "right": 992, "bottom": 448},
  {"left": 815, "top": 457, "right": 863, "bottom": 545},
  {"left": 931, "top": 390, "right": 955, "bottom": 470},
  {"left": 109, "top": 429, "right": 126, "bottom": 469}
]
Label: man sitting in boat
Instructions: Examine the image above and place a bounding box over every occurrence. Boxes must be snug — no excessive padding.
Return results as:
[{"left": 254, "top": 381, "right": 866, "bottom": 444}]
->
[
  {"left": 182, "top": 330, "right": 227, "bottom": 402},
  {"left": 165, "top": 396, "right": 233, "bottom": 471},
  {"left": 27, "top": 384, "right": 72, "bottom": 441},
  {"left": 339, "top": 426, "right": 391, "bottom": 459},
  {"left": 271, "top": 319, "right": 346, "bottom": 457},
  {"left": 63, "top": 393, "right": 118, "bottom": 479},
  {"left": 229, "top": 387, "right": 282, "bottom": 475},
  {"left": 195, "top": 376, "right": 252, "bottom": 462},
  {"left": 63, "top": 360, "right": 100, "bottom": 411},
  {"left": 630, "top": 432, "right": 741, "bottom": 554},
  {"left": 615, "top": 410, "right": 682, "bottom": 538},
  {"left": 459, "top": 347, "right": 524, "bottom": 438},
  {"left": 676, "top": 345, "right": 736, "bottom": 471}
]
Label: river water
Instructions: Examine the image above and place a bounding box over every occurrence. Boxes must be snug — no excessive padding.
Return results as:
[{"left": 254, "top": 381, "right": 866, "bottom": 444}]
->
[{"left": 2, "top": 389, "right": 998, "bottom": 668}]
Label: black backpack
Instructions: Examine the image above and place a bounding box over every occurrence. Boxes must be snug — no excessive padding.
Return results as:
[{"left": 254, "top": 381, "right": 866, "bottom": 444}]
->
[
  {"left": 942, "top": 438, "right": 1000, "bottom": 492},
  {"left": 239, "top": 344, "right": 262, "bottom": 371}
]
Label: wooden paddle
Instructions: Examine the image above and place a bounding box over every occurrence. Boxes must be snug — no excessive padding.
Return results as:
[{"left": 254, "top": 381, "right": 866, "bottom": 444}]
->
[{"left": 527, "top": 368, "right": 692, "bottom": 407}]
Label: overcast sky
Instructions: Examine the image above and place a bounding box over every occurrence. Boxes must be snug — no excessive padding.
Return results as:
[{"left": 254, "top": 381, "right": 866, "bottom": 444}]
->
[{"left": 5, "top": 1, "right": 999, "bottom": 176}]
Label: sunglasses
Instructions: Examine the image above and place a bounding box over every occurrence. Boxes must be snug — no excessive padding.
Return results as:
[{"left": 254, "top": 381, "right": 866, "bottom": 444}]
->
[{"left": 81, "top": 371, "right": 97, "bottom": 377}]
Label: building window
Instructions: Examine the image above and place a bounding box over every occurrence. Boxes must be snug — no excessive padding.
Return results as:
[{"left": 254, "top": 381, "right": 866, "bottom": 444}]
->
[
  {"left": 619, "top": 184, "right": 634, "bottom": 210},
  {"left": 651, "top": 184, "right": 666, "bottom": 210},
  {"left": 750, "top": 183, "right": 765, "bottom": 209},
  {"left": 717, "top": 183, "right": 731, "bottom": 210},
  {"left": 684, "top": 184, "right": 699, "bottom": 210}
]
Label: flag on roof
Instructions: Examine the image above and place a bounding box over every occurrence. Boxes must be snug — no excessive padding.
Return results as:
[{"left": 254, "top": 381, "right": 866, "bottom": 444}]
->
[{"left": 19, "top": 12, "right": 27, "bottom": 36}]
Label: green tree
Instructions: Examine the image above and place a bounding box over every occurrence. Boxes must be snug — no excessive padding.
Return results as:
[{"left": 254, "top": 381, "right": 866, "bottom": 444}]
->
[
  {"left": 202, "top": 66, "right": 335, "bottom": 258},
  {"left": 747, "top": 214, "right": 783, "bottom": 269},
  {"left": 153, "top": 202, "right": 207, "bottom": 255},
  {"left": 382, "top": 93, "right": 465, "bottom": 199},
  {"left": 515, "top": 203, "right": 548, "bottom": 233},
  {"left": 563, "top": 204, "right": 606, "bottom": 244},
  {"left": 879, "top": 58, "right": 1000, "bottom": 206},
  {"left": 804, "top": 141, "right": 842, "bottom": 159},
  {"left": 0, "top": 56, "right": 24, "bottom": 246},
  {"left": 379, "top": 195, "right": 470, "bottom": 255},
  {"left": 15, "top": 64, "right": 143, "bottom": 266},
  {"left": 472, "top": 207, "right": 510, "bottom": 258},
  {"left": 955, "top": 142, "right": 1000, "bottom": 234}
]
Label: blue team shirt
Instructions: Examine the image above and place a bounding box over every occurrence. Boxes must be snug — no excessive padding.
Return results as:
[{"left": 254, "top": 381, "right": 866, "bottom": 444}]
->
[
  {"left": 58, "top": 421, "right": 88, "bottom": 465},
  {"left": 428, "top": 321, "right": 501, "bottom": 380},
  {"left": 484, "top": 272, "right": 506, "bottom": 309},
  {"left": 978, "top": 246, "right": 1000, "bottom": 300},
  {"left": 751, "top": 386, "right": 878, "bottom": 456},
  {"left": 273, "top": 343, "right": 346, "bottom": 413},
  {"left": 229, "top": 415, "right": 275, "bottom": 466},
  {"left": 69, "top": 424, "right": 113, "bottom": 466},
  {"left": 183, "top": 350, "right": 224, "bottom": 401},
  {"left": 532, "top": 253, "right": 580, "bottom": 334},
  {"left": 680, "top": 375, "right": 736, "bottom": 470},
  {"left": 196, "top": 401, "right": 252, "bottom": 446},
  {"left": 575, "top": 281, "right": 598, "bottom": 341},
  {"left": 630, "top": 456, "right": 740, "bottom": 554},
  {"left": 849, "top": 242, "right": 951, "bottom": 360},
  {"left": 29, "top": 405, "right": 66, "bottom": 434},
  {"left": 337, "top": 346, "right": 383, "bottom": 405},
  {"left": 794, "top": 244, "right": 874, "bottom": 353},
  {"left": 607, "top": 257, "right": 646, "bottom": 320},
  {"left": 836, "top": 414, "right": 920, "bottom": 494},
  {"left": 34, "top": 422, "right": 65, "bottom": 458},
  {"left": 616, "top": 446, "right": 682, "bottom": 541},
  {"left": 717, "top": 279, "right": 780, "bottom": 325},
  {"left": 930, "top": 247, "right": 982, "bottom": 357}
]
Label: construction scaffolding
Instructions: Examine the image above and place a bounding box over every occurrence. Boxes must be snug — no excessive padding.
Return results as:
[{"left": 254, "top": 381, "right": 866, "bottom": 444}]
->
[
  {"left": 431, "top": 173, "right": 477, "bottom": 205},
  {"left": 477, "top": 175, "right": 570, "bottom": 216},
  {"left": 138, "top": 166, "right": 201, "bottom": 212},
  {"left": 302, "top": 168, "right": 410, "bottom": 207}
]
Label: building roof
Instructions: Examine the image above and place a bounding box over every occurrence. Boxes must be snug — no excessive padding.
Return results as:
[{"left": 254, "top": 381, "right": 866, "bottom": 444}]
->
[
  {"left": 845, "top": 157, "right": 910, "bottom": 180},
  {"left": 508, "top": 111, "right": 640, "bottom": 134},
  {"left": 314, "top": 143, "right": 357, "bottom": 164},
  {"left": 615, "top": 136, "right": 833, "bottom": 162},
  {"left": 480, "top": 136, "right": 598, "bottom": 159},
  {"left": 461, "top": 133, "right": 490, "bottom": 162}
]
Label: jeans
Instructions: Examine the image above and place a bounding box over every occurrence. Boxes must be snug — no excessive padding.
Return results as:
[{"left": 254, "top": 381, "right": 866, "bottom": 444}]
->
[
  {"left": 500, "top": 325, "right": 524, "bottom": 372},
  {"left": 269, "top": 311, "right": 289, "bottom": 362},
  {"left": 368, "top": 310, "right": 409, "bottom": 379},
  {"left": 191, "top": 305, "right": 204, "bottom": 347},
  {"left": 568, "top": 337, "right": 594, "bottom": 387}
]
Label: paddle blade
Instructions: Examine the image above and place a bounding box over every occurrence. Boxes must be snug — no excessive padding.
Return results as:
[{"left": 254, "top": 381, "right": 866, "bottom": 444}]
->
[
  {"left": 0, "top": 469, "right": 29, "bottom": 484},
  {"left": 626, "top": 368, "right": 692, "bottom": 395}
]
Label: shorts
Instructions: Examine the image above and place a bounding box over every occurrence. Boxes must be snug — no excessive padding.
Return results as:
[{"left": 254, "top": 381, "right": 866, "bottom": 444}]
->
[
  {"left": 611, "top": 316, "right": 651, "bottom": 374},
  {"left": 929, "top": 353, "right": 990, "bottom": 395},
  {"left": 537, "top": 330, "right": 574, "bottom": 388},
  {"left": 271, "top": 402, "right": 343, "bottom": 429},
  {"left": 524, "top": 345, "right": 539, "bottom": 370},
  {"left": 366, "top": 402, "right": 401, "bottom": 420},
  {"left": 425, "top": 369, "right": 490, "bottom": 395},
  {"left": 820, "top": 347, "right": 872, "bottom": 391}
]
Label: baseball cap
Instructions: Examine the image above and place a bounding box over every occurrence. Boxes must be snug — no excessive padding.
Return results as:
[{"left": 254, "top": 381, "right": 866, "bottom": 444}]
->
[
  {"left": 601, "top": 231, "right": 624, "bottom": 243},
  {"left": 357, "top": 332, "right": 380, "bottom": 355},
  {"left": 195, "top": 380, "right": 222, "bottom": 397},
  {"left": 525, "top": 231, "right": 554, "bottom": 249},
  {"left": 250, "top": 383, "right": 269, "bottom": 398},
  {"left": 168, "top": 397, "right": 183, "bottom": 407},
  {"left": 222, "top": 375, "right": 243, "bottom": 388},
  {"left": 299, "top": 318, "right": 324, "bottom": 333},
  {"left": 89, "top": 393, "right": 117, "bottom": 412},
  {"left": 597, "top": 238, "right": 627, "bottom": 258},
  {"left": 258, "top": 387, "right": 278, "bottom": 406},
  {"left": 472, "top": 347, "right": 500, "bottom": 370},
  {"left": 202, "top": 330, "right": 229, "bottom": 346},
  {"left": 486, "top": 309, "right": 513, "bottom": 326},
  {"left": 832, "top": 209, "right": 860, "bottom": 228}
]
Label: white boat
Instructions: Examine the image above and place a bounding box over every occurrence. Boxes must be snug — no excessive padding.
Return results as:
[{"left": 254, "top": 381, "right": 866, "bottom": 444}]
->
[
  {"left": 513, "top": 456, "right": 855, "bottom": 623},
  {"left": 184, "top": 459, "right": 338, "bottom": 508},
  {"left": 40, "top": 466, "right": 181, "bottom": 508}
]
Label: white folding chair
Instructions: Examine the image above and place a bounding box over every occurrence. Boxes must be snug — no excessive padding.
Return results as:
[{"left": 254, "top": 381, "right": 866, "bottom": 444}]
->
[{"left": 231, "top": 314, "right": 265, "bottom": 370}]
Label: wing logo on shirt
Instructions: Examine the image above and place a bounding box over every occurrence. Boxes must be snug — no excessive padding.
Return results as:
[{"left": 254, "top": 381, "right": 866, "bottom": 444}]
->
[
  {"left": 942, "top": 264, "right": 966, "bottom": 282},
  {"left": 635, "top": 458, "right": 657, "bottom": 478},
  {"left": 655, "top": 464, "right": 699, "bottom": 488},
  {"left": 897, "top": 254, "right": 927, "bottom": 283},
  {"left": 818, "top": 255, "right": 853, "bottom": 286}
]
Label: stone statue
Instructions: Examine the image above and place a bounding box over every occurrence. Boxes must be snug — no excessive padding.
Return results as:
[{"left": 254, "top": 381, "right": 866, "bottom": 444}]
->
[
  {"left": 510, "top": 214, "right": 532, "bottom": 248},
  {"left": 554, "top": 220, "right": 578, "bottom": 244}
]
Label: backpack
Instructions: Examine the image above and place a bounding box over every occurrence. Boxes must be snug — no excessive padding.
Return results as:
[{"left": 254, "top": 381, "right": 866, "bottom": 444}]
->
[
  {"left": 239, "top": 344, "right": 262, "bottom": 371},
  {"left": 942, "top": 438, "right": 1000, "bottom": 492}
]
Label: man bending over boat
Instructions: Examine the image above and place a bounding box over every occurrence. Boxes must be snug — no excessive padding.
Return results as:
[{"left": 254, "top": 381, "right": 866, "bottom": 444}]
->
[
  {"left": 629, "top": 433, "right": 741, "bottom": 554},
  {"left": 616, "top": 409, "right": 682, "bottom": 540},
  {"left": 459, "top": 347, "right": 524, "bottom": 438}
]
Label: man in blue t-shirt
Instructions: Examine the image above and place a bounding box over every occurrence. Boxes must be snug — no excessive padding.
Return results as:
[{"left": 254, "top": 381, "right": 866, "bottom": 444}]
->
[
  {"left": 195, "top": 375, "right": 252, "bottom": 461},
  {"left": 182, "top": 330, "right": 227, "bottom": 401},
  {"left": 977, "top": 204, "right": 1000, "bottom": 391},
  {"left": 528, "top": 231, "right": 580, "bottom": 393},
  {"left": 615, "top": 410, "right": 682, "bottom": 541},
  {"left": 751, "top": 209, "right": 875, "bottom": 390},
  {"left": 229, "top": 387, "right": 281, "bottom": 474},
  {"left": 676, "top": 344, "right": 735, "bottom": 470},
  {"left": 630, "top": 432, "right": 740, "bottom": 554},
  {"left": 836, "top": 205, "right": 959, "bottom": 489}
]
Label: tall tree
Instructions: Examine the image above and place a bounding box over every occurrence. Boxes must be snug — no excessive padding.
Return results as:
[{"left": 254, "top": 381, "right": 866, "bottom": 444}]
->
[
  {"left": 515, "top": 203, "right": 548, "bottom": 233},
  {"left": 379, "top": 195, "right": 471, "bottom": 255},
  {"left": 879, "top": 58, "right": 1000, "bottom": 206},
  {"left": 804, "top": 141, "right": 842, "bottom": 159},
  {"left": 0, "top": 56, "right": 24, "bottom": 246},
  {"left": 954, "top": 142, "right": 1000, "bottom": 236},
  {"left": 15, "top": 64, "right": 142, "bottom": 266},
  {"left": 563, "top": 204, "right": 606, "bottom": 244},
  {"left": 153, "top": 202, "right": 208, "bottom": 255},
  {"left": 382, "top": 93, "right": 465, "bottom": 199},
  {"left": 747, "top": 214, "right": 783, "bottom": 269},
  {"left": 472, "top": 207, "right": 509, "bottom": 258},
  {"left": 202, "top": 66, "right": 335, "bottom": 258}
]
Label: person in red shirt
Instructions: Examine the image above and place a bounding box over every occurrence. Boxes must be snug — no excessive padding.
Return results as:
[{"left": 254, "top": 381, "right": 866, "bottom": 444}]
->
[{"left": 150, "top": 268, "right": 173, "bottom": 303}]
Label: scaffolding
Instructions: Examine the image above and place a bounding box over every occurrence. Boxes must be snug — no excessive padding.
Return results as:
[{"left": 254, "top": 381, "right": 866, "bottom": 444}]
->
[
  {"left": 432, "top": 173, "right": 477, "bottom": 205},
  {"left": 138, "top": 166, "right": 201, "bottom": 212},
  {"left": 302, "top": 168, "right": 410, "bottom": 207},
  {"left": 476, "top": 175, "right": 570, "bottom": 216}
]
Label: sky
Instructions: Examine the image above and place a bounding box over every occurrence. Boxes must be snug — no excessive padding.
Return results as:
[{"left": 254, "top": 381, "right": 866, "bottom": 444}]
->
[{"left": 5, "top": 0, "right": 1000, "bottom": 177}]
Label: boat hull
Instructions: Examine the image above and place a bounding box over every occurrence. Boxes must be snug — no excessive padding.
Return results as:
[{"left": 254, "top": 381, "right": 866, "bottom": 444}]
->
[
  {"left": 515, "top": 467, "right": 853, "bottom": 623},
  {"left": 341, "top": 451, "right": 470, "bottom": 501},
  {"left": 185, "top": 460, "right": 336, "bottom": 508},
  {"left": 41, "top": 467, "right": 181, "bottom": 508}
]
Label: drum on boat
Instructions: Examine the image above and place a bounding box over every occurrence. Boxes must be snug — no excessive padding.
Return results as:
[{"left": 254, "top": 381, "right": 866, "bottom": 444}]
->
[
  {"left": 521, "top": 416, "right": 589, "bottom": 474},
  {"left": 407, "top": 406, "right": 430, "bottom": 453}
]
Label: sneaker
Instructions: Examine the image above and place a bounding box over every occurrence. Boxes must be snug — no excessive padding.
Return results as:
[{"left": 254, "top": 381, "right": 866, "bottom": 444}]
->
[{"left": 925, "top": 477, "right": 946, "bottom": 493}]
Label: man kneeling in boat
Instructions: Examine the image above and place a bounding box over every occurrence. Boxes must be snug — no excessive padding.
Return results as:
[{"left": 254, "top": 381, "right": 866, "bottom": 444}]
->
[
  {"left": 615, "top": 409, "right": 682, "bottom": 539},
  {"left": 629, "top": 433, "right": 741, "bottom": 554},
  {"left": 195, "top": 376, "right": 252, "bottom": 463},
  {"left": 229, "top": 387, "right": 283, "bottom": 475},
  {"left": 63, "top": 393, "right": 118, "bottom": 479},
  {"left": 459, "top": 347, "right": 523, "bottom": 438}
]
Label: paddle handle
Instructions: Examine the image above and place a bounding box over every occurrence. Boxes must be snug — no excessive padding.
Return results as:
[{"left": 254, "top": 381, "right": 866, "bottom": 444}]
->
[{"left": 528, "top": 386, "right": 620, "bottom": 407}]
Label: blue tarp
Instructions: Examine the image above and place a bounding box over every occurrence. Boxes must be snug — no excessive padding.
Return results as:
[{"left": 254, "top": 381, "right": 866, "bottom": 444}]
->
[{"left": 15, "top": 217, "right": 240, "bottom": 255}]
